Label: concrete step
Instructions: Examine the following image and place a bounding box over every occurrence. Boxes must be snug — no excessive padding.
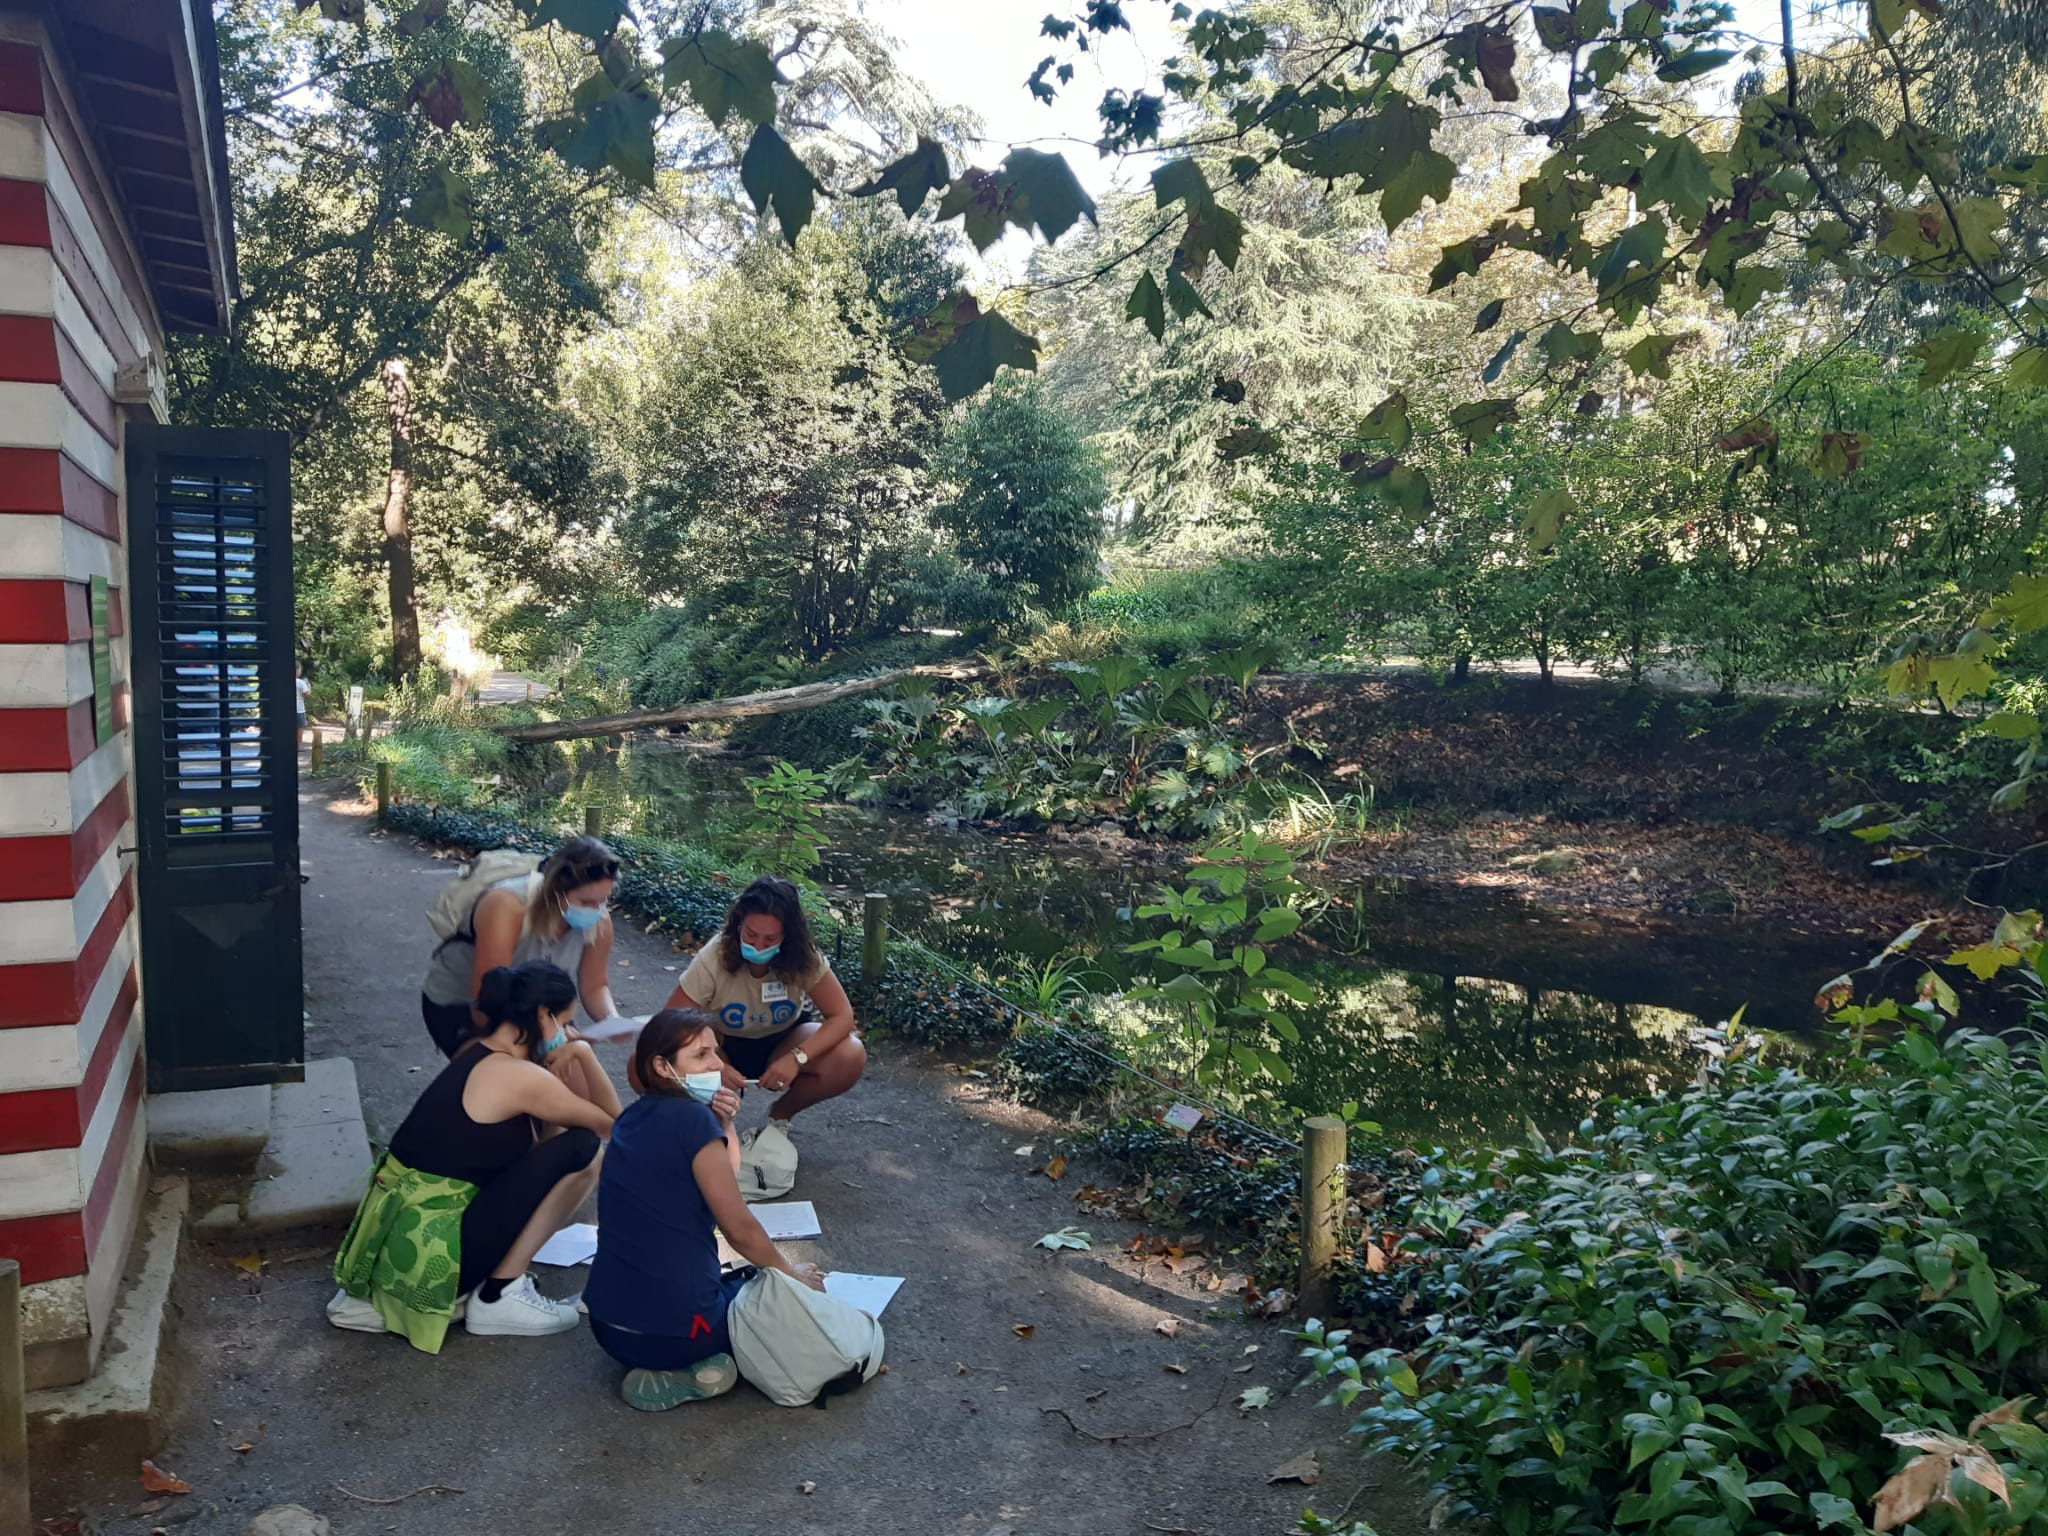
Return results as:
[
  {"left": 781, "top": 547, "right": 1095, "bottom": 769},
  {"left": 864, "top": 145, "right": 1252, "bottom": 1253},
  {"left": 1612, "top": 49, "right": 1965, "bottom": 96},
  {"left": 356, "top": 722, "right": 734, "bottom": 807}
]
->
[
  {"left": 194, "top": 1058, "right": 373, "bottom": 1237},
  {"left": 146, "top": 1082, "right": 269, "bottom": 1171},
  {"left": 28, "top": 1176, "right": 187, "bottom": 1461}
]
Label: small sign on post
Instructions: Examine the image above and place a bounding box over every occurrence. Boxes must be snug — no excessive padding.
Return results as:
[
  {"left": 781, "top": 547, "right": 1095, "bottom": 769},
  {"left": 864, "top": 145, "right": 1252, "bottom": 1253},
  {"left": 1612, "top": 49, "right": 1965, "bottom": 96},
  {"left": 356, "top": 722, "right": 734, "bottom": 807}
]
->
[{"left": 347, "top": 684, "right": 365, "bottom": 741}]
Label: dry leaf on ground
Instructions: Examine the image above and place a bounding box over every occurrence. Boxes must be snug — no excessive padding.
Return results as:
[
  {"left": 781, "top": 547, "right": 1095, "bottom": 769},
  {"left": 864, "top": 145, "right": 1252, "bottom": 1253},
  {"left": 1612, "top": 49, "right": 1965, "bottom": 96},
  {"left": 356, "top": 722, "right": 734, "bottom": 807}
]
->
[
  {"left": 1045, "top": 1155, "right": 1068, "bottom": 1180},
  {"left": 229, "top": 1254, "right": 264, "bottom": 1275},
  {"left": 1154, "top": 1318, "right": 1182, "bottom": 1339},
  {"left": 1012, "top": 1324, "right": 1035, "bottom": 1339},
  {"left": 139, "top": 1461, "right": 190, "bottom": 1495},
  {"left": 1269, "top": 1451, "right": 1320, "bottom": 1486}
]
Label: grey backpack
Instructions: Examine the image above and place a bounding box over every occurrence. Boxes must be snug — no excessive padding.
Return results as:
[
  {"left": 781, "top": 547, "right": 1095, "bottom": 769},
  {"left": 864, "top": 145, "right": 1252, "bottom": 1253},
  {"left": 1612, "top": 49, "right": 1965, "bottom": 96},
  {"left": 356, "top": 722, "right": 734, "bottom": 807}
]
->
[
  {"left": 728, "top": 1268, "right": 884, "bottom": 1407},
  {"left": 737, "top": 1122, "right": 799, "bottom": 1202}
]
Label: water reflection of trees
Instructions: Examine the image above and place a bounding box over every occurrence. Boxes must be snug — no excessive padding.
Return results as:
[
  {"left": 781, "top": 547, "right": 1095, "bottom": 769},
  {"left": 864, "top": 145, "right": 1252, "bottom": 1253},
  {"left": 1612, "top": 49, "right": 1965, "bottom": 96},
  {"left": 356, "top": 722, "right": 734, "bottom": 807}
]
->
[
  {"left": 571, "top": 744, "right": 1718, "bottom": 1148},
  {"left": 1278, "top": 964, "right": 1701, "bottom": 1147}
]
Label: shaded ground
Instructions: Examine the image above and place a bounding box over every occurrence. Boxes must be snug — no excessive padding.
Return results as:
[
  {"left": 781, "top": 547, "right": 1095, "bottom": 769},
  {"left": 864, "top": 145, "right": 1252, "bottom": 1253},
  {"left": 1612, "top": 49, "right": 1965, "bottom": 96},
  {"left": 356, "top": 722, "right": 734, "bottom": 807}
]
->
[{"left": 32, "top": 782, "right": 1401, "bottom": 1536}]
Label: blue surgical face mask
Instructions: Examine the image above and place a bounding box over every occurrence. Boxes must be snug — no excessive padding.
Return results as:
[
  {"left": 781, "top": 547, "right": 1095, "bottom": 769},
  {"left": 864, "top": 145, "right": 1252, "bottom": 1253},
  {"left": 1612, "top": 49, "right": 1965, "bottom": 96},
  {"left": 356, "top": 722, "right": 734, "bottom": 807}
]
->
[
  {"left": 739, "top": 941, "right": 780, "bottom": 965},
  {"left": 538, "top": 1026, "right": 567, "bottom": 1061},
  {"left": 562, "top": 902, "right": 605, "bottom": 933},
  {"left": 681, "top": 1069, "right": 723, "bottom": 1105}
]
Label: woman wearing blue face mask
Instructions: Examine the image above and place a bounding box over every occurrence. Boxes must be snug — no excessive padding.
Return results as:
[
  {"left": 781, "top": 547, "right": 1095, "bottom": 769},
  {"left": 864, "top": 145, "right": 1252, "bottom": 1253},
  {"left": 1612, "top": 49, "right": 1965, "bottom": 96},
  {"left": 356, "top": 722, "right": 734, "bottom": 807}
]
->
[
  {"left": 659, "top": 876, "right": 865, "bottom": 1121},
  {"left": 329, "top": 962, "right": 617, "bottom": 1347},
  {"left": 420, "top": 836, "right": 628, "bottom": 1058},
  {"left": 585, "top": 1009, "right": 826, "bottom": 1410}
]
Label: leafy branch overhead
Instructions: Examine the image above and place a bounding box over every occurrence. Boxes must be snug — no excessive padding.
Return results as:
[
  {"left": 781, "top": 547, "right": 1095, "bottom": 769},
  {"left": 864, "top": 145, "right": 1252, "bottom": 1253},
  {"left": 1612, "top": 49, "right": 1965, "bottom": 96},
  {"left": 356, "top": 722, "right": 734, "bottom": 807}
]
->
[{"left": 308, "top": 0, "right": 2047, "bottom": 409}]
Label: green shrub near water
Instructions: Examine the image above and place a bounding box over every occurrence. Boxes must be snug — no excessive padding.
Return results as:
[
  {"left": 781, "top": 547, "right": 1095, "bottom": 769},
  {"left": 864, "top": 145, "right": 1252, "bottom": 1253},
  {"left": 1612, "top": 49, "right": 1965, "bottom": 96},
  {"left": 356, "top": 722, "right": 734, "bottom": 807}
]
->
[
  {"left": 1303, "top": 1025, "right": 2048, "bottom": 1536},
  {"left": 1062, "top": 565, "right": 1272, "bottom": 667},
  {"left": 992, "top": 1018, "right": 1120, "bottom": 1105}
]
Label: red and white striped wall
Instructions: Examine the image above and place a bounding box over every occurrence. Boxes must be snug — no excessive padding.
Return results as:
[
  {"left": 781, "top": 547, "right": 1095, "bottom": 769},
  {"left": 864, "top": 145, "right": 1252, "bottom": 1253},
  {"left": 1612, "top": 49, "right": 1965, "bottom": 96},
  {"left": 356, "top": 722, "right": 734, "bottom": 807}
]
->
[{"left": 0, "top": 26, "right": 162, "bottom": 1393}]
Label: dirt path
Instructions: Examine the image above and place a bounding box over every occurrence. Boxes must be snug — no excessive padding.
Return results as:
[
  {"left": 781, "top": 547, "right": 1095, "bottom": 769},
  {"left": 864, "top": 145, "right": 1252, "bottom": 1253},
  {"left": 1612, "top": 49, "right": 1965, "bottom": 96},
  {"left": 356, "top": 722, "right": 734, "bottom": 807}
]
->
[{"left": 36, "top": 784, "right": 1402, "bottom": 1536}]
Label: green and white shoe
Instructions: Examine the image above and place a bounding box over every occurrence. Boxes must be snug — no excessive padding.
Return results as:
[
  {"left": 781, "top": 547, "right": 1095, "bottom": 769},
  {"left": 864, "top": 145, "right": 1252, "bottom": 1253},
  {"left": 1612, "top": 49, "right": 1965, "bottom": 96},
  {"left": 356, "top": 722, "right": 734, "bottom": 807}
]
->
[{"left": 621, "top": 1354, "right": 738, "bottom": 1412}]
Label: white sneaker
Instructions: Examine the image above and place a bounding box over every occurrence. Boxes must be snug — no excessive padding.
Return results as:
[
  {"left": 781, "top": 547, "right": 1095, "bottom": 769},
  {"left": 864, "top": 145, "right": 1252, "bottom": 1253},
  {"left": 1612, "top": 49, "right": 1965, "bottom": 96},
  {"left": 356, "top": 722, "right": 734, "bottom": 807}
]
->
[
  {"left": 326, "top": 1288, "right": 387, "bottom": 1334},
  {"left": 463, "top": 1274, "right": 580, "bottom": 1337}
]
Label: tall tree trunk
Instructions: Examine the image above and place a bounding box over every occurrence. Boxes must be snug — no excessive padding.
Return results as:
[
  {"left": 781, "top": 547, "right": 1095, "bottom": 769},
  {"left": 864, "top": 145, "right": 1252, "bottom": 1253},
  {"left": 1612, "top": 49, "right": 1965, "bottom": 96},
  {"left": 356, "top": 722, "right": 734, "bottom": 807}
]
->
[{"left": 381, "top": 358, "right": 422, "bottom": 680}]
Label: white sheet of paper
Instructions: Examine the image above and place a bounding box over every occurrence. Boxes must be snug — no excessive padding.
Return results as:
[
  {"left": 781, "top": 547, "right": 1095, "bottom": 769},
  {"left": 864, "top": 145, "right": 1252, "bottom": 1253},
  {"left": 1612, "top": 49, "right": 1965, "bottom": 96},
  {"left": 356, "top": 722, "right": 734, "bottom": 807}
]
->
[
  {"left": 751, "top": 1201, "right": 821, "bottom": 1240},
  {"left": 823, "top": 1272, "right": 903, "bottom": 1317},
  {"left": 579, "top": 1013, "right": 646, "bottom": 1042},
  {"left": 533, "top": 1222, "right": 599, "bottom": 1267}
]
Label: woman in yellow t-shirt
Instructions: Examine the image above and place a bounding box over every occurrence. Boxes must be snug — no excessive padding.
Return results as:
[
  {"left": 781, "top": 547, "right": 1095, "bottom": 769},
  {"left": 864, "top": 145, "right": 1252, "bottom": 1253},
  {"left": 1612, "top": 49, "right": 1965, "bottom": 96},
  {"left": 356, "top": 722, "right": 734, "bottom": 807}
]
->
[{"left": 661, "top": 877, "right": 864, "bottom": 1122}]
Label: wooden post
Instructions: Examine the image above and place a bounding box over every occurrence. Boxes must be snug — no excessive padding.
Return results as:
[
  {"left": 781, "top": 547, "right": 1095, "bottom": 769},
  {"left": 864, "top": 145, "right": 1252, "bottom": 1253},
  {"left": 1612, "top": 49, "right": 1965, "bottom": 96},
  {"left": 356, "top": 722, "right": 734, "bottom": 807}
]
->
[
  {"left": 583, "top": 805, "right": 603, "bottom": 838},
  {"left": 525, "top": 682, "right": 533, "bottom": 702},
  {"left": 310, "top": 734, "right": 324, "bottom": 773},
  {"left": 375, "top": 761, "right": 392, "bottom": 821},
  {"left": 861, "top": 892, "right": 887, "bottom": 989},
  {"left": 1, "top": 1257, "right": 28, "bottom": 1536},
  {"left": 1299, "top": 1116, "right": 1347, "bottom": 1319}
]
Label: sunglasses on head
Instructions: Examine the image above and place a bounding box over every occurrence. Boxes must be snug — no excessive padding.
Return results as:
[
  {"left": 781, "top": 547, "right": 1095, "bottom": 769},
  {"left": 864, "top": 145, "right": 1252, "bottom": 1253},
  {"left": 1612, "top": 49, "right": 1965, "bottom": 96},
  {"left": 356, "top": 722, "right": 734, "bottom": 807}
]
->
[{"left": 559, "top": 855, "right": 620, "bottom": 883}]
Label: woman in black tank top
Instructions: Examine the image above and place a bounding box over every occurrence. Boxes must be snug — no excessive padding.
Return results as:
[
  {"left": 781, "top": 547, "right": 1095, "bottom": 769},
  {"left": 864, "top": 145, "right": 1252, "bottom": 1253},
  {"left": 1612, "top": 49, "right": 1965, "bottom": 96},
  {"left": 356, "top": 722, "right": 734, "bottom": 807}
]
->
[
  {"left": 389, "top": 1047, "right": 541, "bottom": 1186},
  {"left": 329, "top": 962, "right": 618, "bottom": 1343}
]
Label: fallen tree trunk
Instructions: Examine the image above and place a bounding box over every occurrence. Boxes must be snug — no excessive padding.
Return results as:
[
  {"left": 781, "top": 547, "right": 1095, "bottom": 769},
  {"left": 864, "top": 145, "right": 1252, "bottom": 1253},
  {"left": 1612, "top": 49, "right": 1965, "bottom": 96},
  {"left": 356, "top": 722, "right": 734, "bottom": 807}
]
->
[{"left": 490, "top": 661, "right": 987, "bottom": 744}]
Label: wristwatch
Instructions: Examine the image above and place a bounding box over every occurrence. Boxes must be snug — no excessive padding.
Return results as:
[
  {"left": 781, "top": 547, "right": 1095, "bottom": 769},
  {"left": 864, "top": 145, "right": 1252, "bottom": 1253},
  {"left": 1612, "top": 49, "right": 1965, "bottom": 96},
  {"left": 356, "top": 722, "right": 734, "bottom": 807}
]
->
[{"left": 792, "top": 1047, "right": 809, "bottom": 1066}]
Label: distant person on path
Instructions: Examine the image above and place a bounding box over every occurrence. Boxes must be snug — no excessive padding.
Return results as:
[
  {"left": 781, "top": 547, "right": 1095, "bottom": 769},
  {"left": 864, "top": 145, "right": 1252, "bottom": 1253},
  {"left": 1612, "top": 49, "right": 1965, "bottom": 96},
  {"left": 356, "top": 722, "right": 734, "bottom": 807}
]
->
[
  {"left": 421, "top": 835, "right": 630, "bottom": 1057},
  {"left": 329, "top": 962, "right": 615, "bottom": 1348},
  {"left": 294, "top": 662, "right": 311, "bottom": 745},
  {"left": 659, "top": 876, "right": 865, "bottom": 1121},
  {"left": 585, "top": 1009, "right": 825, "bottom": 1410}
]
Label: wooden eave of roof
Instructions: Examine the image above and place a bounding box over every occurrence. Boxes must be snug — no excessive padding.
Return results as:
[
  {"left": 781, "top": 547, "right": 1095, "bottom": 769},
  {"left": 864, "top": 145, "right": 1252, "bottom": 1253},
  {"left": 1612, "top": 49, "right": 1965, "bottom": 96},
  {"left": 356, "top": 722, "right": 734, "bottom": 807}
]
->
[{"left": 53, "top": 0, "right": 237, "bottom": 337}]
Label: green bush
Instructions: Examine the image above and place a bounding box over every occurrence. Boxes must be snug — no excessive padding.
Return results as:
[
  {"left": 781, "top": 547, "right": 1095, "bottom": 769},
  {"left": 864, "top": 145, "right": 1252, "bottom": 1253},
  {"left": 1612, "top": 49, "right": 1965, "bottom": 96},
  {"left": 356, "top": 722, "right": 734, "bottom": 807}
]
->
[
  {"left": 992, "top": 1019, "right": 1120, "bottom": 1106},
  {"left": 726, "top": 696, "right": 871, "bottom": 767},
  {"left": 1304, "top": 1026, "right": 2048, "bottom": 1536},
  {"left": 865, "top": 960, "right": 1016, "bottom": 1048},
  {"left": 1066, "top": 564, "right": 1274, "bottom": 665},
  {"left": 1091, "top": 1113, "right": 1302, "bottom": 1232},
  {"left": 359, "top": 720, "right": 521, "bottom": 809}
]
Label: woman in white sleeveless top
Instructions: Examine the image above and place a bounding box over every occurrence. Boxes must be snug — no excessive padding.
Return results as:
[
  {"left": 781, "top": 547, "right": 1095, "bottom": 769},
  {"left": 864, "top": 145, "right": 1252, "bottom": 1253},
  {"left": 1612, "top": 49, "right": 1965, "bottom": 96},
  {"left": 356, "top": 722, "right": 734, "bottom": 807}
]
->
[{"left": 422, "top": 837, "right": 629, "bottom": 1093}]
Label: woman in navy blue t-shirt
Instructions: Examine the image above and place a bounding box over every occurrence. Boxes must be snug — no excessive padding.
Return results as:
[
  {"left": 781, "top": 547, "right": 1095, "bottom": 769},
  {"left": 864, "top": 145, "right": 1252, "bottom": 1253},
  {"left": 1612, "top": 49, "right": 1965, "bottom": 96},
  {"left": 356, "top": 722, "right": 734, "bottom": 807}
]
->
[{"left": 585, "top": 1008, "right": 826, "bottom": 1411}]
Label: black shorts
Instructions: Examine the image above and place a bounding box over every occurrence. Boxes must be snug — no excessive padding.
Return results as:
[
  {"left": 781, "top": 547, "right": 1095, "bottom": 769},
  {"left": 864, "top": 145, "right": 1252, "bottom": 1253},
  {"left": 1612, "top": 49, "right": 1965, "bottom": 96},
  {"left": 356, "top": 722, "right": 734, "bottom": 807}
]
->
[
  {"left": 421, "top": 994, "right": 475, "bottom": 1058},
  {"left": 721, "top": 1026, "right": 801, "bottom": 1079}
]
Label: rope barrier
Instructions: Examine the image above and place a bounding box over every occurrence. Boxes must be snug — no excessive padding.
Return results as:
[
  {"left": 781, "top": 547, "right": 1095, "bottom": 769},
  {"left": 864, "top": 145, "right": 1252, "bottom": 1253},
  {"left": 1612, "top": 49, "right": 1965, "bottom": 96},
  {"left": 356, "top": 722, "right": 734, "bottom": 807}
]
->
[{"left": 876, "top": 917, "right": 1305, "bottom": 1159}]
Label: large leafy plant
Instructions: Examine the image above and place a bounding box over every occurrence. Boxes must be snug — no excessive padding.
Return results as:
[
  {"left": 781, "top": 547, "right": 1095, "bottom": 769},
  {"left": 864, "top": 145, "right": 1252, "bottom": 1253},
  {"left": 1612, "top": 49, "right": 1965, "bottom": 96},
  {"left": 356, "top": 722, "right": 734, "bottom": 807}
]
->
[
  {"left": 1126, "top": 831, "right": 1317, "bottom": 1088},
  {"left": 738, "top": 759, "right": 830, "bottom": 880},
  {"left": 1300, "top": 1024, "right": 2048, "bottom": 1536}
]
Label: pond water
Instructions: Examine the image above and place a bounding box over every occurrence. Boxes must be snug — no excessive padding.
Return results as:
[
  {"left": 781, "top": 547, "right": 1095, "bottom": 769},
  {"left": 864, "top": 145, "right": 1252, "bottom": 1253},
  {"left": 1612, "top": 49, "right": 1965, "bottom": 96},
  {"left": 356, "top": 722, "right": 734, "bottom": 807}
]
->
[{"left": 553, "top": 742, "right": 1955, "bottom": 1146}]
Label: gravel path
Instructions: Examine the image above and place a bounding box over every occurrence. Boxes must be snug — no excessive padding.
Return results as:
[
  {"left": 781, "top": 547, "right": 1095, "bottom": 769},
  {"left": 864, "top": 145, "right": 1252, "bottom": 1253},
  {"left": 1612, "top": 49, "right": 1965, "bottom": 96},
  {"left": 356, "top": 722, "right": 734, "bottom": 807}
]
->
[{"left": 32, "top": 780, "right": 1410, "bottom": 1536}]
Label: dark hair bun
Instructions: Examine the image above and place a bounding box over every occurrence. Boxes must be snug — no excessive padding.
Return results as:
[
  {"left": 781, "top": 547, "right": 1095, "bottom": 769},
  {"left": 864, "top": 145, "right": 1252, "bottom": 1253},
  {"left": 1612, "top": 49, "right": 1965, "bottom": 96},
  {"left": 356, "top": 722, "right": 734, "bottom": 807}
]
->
[{"left": 470, "top": 961, "right": 578, "bottom": 1056}]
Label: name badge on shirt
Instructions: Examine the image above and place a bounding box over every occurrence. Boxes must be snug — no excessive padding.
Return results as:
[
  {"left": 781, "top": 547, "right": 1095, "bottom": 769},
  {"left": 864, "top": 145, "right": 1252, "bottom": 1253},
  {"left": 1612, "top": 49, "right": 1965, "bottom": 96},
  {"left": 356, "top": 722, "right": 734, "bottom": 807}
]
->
[{"left": 760, "top": 981, "right": 789, "bottom": 1002}]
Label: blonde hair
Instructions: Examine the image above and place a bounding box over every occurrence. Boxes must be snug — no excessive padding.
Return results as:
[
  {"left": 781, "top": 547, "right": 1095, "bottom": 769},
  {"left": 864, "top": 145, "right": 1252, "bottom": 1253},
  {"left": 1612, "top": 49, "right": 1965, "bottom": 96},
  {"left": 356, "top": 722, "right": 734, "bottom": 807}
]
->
[{"left": 525, "top": 836, "right": 619, "bottom": 942}]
